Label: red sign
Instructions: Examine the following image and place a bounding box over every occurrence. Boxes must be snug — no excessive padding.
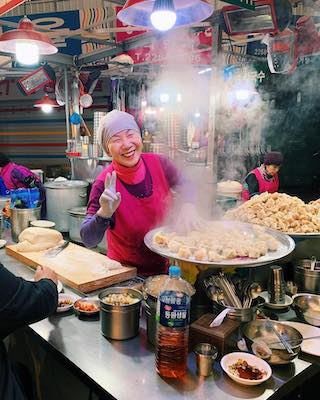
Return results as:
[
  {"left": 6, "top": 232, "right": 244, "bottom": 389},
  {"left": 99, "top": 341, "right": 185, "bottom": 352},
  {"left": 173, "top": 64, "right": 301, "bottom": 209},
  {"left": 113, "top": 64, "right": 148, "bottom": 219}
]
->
[
  {"left": 126, "top": 29, "right": 213, "bottom": 65},
  {"left": 0, "top": 0, "right": 25, "bottom": 16}
]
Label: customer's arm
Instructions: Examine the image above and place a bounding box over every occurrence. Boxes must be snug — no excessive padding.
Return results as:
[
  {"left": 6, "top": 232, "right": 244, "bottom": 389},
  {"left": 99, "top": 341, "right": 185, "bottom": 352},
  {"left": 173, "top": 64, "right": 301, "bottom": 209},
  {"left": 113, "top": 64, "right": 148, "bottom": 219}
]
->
[{"left": 0, "top": 263, "right": 58, "bottom": 339}]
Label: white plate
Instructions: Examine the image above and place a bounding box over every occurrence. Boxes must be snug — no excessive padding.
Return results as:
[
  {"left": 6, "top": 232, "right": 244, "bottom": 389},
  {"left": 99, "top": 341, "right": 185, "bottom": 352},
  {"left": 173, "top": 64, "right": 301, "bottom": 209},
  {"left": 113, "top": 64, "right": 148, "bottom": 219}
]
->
[
  {"left": 56, "top": 293, "right": 79, "bottom": 313},
  {"left": 260, "top": 291, "right": 293, "bottom": 309},
  {"left": 0, "top": 239, "right": 7, "bottom": 249},
  {"left": 220, "top": 352, "right": 272, "bottom": 386},
  {"left": 281, "top": 321, "right": 320, "bottom": 357}
]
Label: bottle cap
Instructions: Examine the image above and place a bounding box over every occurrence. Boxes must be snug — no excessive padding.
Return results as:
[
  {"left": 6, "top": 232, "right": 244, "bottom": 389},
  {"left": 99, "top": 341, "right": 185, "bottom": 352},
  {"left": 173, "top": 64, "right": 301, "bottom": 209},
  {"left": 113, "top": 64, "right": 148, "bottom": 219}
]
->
[{"left": 169, "top": 265, "right": 180, "bottom": 277}]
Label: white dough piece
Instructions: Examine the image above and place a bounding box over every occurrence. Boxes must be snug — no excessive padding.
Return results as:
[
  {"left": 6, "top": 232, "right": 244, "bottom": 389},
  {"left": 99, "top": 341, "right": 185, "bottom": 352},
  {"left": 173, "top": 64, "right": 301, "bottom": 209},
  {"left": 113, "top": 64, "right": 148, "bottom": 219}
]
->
[{"left": 15, "top": 227, "right": 63, "bottom": 252}]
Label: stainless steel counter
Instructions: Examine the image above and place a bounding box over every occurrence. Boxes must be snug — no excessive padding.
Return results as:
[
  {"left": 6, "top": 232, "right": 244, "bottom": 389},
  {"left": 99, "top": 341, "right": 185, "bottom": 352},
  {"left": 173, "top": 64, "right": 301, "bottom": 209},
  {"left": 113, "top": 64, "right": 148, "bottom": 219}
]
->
[{"left": 1, "top": 248, "right": 319, "bottom": 400}]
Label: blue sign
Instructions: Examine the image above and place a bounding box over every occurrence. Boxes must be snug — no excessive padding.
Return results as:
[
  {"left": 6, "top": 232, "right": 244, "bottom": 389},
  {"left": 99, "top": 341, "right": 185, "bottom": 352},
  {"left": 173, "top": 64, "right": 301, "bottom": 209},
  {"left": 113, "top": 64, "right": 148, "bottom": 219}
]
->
[{"left": 2, "top": 10, "right": 81, "bottom": 56}]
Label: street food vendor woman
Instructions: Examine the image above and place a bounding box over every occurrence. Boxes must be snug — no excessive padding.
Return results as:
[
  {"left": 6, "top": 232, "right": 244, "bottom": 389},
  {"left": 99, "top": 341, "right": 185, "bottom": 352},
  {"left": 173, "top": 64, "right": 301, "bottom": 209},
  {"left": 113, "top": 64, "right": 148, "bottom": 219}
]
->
[
  {"left": 242, "top": 151, "right": 283, "bottom": 201},
  {"left": 80, "top": 110, "right": 201, "bottom": 277}
]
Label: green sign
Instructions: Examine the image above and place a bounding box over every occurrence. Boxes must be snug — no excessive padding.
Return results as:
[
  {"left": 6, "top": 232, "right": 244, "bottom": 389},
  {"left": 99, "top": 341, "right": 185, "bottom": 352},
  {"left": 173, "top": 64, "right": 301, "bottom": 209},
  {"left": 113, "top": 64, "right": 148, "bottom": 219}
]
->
[{"left": 224, "top": 0, "right": 256, "bottom": 11}]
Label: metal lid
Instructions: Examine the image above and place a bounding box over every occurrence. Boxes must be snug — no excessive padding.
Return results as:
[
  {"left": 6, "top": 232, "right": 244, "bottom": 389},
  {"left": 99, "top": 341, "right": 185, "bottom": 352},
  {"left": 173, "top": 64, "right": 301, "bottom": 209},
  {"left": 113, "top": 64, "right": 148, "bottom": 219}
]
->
[
  {"left": 68, "top": 206, "right": 87, "bottom": 216},
  {"left": 44, "top": 180, "right": 88, "bottom": 189}
]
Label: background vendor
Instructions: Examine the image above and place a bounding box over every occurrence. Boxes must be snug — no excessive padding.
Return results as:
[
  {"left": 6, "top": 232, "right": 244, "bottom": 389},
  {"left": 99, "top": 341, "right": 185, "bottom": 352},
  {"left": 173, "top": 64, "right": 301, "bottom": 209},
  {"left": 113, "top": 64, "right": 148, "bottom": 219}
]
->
[
  {"left": 0, "top": 153, "right": 46, "bottom": 217},
  {"left": 242, "top": 151, "right": 283, "bottom": 201}
]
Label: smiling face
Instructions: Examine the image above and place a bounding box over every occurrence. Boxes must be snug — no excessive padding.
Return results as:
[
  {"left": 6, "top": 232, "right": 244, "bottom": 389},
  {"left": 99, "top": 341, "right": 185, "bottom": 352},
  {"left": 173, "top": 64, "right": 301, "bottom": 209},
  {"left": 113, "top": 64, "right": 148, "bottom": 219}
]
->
[{"left": 106, "top": 129, "right": 143, "bottom": 167}]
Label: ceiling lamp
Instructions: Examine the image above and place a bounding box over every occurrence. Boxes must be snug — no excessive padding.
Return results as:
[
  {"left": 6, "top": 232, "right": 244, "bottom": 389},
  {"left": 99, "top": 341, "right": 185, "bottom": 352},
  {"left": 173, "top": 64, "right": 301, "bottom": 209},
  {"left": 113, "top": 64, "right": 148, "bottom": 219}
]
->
[
  {"left": 117, "top": 0, "right": 214, "bottom": 31},
  {"left": 0, "top": 17, "right": 58, "bottom": 65},
  {"left": 151, "top": 0, "right": 176, "bottom": 31},
  {"left": 34, "top": 94, "right": 59, "bottom": 113}
]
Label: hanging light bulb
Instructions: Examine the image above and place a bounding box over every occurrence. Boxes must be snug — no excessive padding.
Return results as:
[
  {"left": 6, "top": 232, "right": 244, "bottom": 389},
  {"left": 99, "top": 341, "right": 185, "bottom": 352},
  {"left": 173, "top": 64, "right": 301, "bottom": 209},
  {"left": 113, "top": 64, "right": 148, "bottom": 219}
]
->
[
  {"left": 0, "top": 17, "right": 57, "bottom": 65},
  {"left": 117, "top": 0, "right": 214, "bottom": 30},
  {"left": 150, "top": 0, "right": 176, "bottom": 31},
  {"left": 41, "top": 103, "right": 53, "bottom": 113},
  {"left": 16, "top": 41, "right": 39, "bottom": 65},
  {"left": 34, "top": 94, "right": 60, "bottom": 113}
]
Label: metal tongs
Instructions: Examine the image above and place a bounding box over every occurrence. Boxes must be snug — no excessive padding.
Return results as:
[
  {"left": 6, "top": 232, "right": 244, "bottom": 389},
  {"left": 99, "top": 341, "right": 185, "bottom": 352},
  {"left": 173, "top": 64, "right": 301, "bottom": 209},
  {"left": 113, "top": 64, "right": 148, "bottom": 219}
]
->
[
  {"left": 45, "top": 240, "right": 69, "bottom": 258},
  {"left": 259, "top": 309, "right": 294, "bottom": 354}
]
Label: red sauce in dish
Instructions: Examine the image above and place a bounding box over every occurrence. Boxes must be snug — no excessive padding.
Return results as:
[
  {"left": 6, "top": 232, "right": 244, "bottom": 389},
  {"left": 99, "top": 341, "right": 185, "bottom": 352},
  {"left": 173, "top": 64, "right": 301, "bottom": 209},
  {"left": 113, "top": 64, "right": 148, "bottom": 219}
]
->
[{"left": 229, "top": 359, "right": 265, "bottom": 380}]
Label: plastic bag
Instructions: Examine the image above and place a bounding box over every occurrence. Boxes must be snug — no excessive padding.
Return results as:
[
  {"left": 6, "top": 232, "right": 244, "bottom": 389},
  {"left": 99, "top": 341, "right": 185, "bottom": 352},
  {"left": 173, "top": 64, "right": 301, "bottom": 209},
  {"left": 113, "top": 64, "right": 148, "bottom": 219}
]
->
[{"left": 10, "top": 188, "right": 40, "bottom": 209}]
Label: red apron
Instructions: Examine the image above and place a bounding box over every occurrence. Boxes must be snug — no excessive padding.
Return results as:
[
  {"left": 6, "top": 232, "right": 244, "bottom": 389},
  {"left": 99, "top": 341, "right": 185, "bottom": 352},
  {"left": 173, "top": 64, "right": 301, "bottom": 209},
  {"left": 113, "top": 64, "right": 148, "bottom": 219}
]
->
[
  {"left": 242, "top": 167, "right": 279, "bottom": 201},
  {"left": 97, "top": 154, "right": 172, "bottom": 276}
]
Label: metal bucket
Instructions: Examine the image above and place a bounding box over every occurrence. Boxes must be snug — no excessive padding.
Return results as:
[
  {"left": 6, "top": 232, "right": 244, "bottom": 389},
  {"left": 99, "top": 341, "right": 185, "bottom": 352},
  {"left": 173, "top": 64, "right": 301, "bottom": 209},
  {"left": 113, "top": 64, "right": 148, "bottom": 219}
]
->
[
  {"left": 45, "top": 180, "right": 88, "bottom": 232},
  {"left": 11, "top": 207, "right": 41, "bottom": 242},
  {"left": 294, "top": 259, "right": 320, "bottom": 294},
  {"left": 99, "top": 287, "right": 143, "bottom": 340},
  {"left": 213, "top": 297, "right": 265, "bottom": 323}
]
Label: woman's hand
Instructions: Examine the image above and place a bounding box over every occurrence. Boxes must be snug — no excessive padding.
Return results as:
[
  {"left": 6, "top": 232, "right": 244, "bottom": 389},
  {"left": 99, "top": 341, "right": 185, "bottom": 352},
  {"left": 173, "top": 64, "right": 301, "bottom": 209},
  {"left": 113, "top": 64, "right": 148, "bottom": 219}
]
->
[
  {"left": 97, "top": 171, "right": 121, "bottom": 219},
  {"left": 174, "top": 202, "right": 207, "bottom": 234}
]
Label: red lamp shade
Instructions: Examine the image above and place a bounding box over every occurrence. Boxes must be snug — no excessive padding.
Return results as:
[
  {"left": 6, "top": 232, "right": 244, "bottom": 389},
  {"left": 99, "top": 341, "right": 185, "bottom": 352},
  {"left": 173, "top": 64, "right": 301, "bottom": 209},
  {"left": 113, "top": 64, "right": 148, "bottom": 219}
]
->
[
  {"left": 34, "top": 94, "right": 60, "bottom": 108},
  {"left": 117, "top": 0, "right": 214, "bottom": 28},
  {"left": 0, "top": 17, "right": 57, "bottom": 54}
]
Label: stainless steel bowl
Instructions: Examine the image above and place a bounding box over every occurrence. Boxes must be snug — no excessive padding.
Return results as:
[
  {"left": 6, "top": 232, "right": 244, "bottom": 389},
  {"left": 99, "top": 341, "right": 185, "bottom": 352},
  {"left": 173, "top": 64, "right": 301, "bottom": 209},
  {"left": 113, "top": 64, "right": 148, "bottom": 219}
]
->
[
  {"left": 242, "top": 320, "right": 302, "bottom": 365},
  {"left": 292, "top": 293, "right": 320, "bottom": 326}
]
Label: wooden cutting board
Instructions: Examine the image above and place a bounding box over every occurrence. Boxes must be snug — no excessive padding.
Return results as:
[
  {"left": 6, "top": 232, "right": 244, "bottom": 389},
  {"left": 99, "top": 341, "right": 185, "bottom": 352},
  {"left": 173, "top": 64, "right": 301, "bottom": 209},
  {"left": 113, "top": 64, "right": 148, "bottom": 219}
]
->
[{"left": 6, "top": 243, "right": 136, "bottom": 293}]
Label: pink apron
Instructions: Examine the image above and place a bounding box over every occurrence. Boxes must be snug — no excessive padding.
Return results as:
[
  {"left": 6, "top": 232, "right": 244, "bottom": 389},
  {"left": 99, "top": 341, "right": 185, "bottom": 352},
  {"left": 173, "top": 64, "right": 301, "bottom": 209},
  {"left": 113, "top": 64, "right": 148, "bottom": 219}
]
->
[
  {"left": 242, "top": 167, "right": 279, "bottom": 201},
  {"left": 97, "top": 154, "right": 172, "bottom": 276}
]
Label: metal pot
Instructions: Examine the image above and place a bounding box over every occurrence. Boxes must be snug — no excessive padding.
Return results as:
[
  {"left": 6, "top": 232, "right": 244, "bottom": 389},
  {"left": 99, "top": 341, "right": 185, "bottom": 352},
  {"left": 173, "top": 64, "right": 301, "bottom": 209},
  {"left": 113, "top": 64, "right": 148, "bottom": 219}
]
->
[
  {"left": 144, "top": 293, "right": 157, "bottom": 346},
  {"left": 68, "top": 206, "right": 86, "bottom": 243},
  {"left": 99, "top": 287, "right": 143, "bottom": 340},
  {"left": 294, "top": 259, "right": 320, "bottom": 294},
  {"left": 11, "top": 207, "right": 41, "bottom": 242},
  {"left": 68, "top": 206, "right": 107, "bottom": 253},
  {"left": 45, "top": 180, "right": 88, "bottom": 232}
]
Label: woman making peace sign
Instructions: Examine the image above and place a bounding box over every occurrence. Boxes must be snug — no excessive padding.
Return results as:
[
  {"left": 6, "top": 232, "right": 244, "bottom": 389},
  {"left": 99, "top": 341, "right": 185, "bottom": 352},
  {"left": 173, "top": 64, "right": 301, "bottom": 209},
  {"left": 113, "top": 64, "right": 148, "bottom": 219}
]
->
[{"left": 80, "top": 110, "right": 201, "bottom": 276}]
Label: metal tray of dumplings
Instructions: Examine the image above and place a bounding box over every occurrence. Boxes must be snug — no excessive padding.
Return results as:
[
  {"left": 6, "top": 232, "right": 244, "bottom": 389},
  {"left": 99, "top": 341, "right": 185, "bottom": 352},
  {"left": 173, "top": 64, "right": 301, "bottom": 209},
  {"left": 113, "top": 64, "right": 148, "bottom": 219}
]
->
[{"left": 144, "top": 221, "right": 295, "bottom": 268}]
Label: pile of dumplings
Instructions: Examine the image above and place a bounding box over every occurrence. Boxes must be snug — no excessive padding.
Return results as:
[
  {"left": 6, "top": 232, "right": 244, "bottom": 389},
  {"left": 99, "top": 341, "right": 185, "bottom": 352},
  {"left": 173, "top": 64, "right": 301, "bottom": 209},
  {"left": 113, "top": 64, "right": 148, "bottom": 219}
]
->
[
  {"left": 225, "top": 192, "right": 320, "bottom": 234},
  {"left": 153, "top": 222, "right": 279, "bottom": 262}
]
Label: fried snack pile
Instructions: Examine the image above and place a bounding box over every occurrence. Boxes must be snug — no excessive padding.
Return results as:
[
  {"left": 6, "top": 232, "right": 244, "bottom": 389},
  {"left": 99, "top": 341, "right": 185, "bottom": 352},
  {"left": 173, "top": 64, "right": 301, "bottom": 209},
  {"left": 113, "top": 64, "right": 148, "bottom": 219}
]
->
[
  {"left": 153, "top": 222, "right": 279, "bottom": 262},
  {"left": 225, "top": 192, "right": 320, "bottom": 234}
]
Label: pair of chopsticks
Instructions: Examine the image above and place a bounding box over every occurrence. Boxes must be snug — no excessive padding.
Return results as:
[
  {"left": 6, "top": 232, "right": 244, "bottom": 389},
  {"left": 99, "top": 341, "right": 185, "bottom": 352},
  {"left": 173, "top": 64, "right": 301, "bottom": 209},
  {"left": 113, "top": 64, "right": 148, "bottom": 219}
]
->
[{"left": 268, "top": 335, "right": 320, "bottom": 346}]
